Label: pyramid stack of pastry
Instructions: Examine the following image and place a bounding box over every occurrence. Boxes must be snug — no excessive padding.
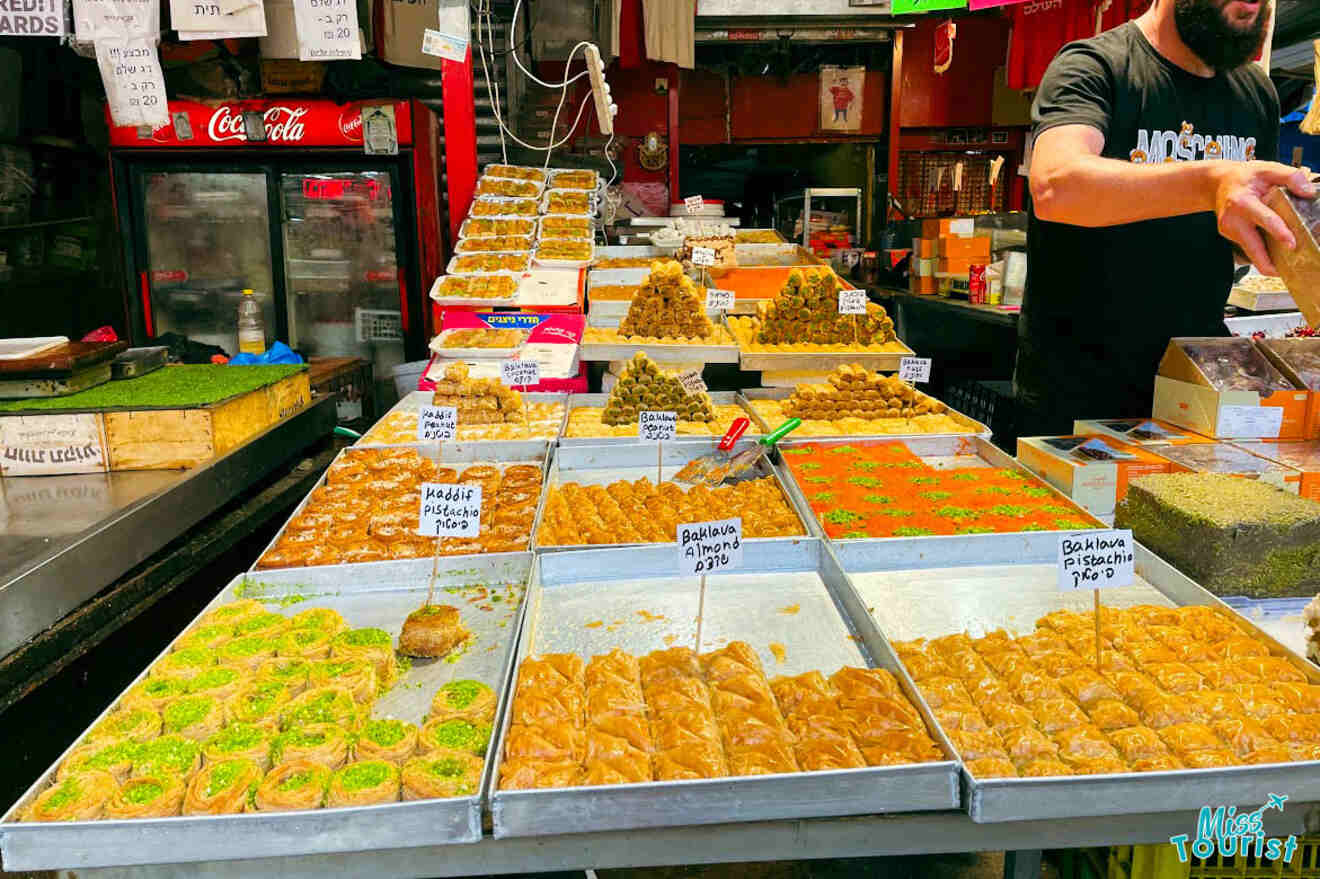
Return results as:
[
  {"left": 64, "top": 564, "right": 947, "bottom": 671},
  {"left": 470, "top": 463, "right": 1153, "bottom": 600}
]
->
[
  {"left": 601, "top": 353, "right": 716, "bottom": 426},
  {"left": 755, "top": 268, "right": 896, "bottom": 346},
  {"left": 431, "top": 362, "right": 525, "bottom": 425},
  {"left": 783, "top": 363, "right": 946, "bottom": 421},
  {"left": 618, "top": 260, "right": 715, "bottom": 340}
]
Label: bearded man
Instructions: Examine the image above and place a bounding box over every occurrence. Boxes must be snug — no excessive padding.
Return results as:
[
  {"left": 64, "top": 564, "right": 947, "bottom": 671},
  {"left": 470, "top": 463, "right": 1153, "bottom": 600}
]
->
[{"left": 1012, "top": 0, "right": 1315, "bottom": 436}]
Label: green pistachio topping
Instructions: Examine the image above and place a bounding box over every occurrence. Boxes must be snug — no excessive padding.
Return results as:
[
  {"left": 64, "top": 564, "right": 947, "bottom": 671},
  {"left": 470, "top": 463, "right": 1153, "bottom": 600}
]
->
[
  {"left": 143, "top": 678, "right": 186, "bottom": 698},
  {"left": 163, "top": 696, "right": 213, "bottom": 732},
  {"left": 277, "top": 770, "right": 315, "bottom": 792},
  {"left": 168, "top": 647, "right": 214, "bottom": 668},
  {"left": 124, "top": 779, "right": 165, "bottom": 805},
  {"left": 287, "top": 691, "right": 352, "bottom": 727},
  {"left": 233, "top": 613, "right": 285, "bottom": 636},
  {"left": 84, "top": 741, "right": 142, "bottom": 770},
  {"left": 284, "top": 629, "right": 327, "bottom": 648},
  {"left": 207, "top": 723, "right": 266, "bottom": 754},
  {"left": 425, "top": 719, "right": 489, "bottom": 755},
  {"left": 337, "top": 628, "right": 391, "bottom": 648},
  {"left": 237, "top": 680, "right": 287, "bottom": 717},
  {"left": 338, "top": 762, "right": 392, "bottom": 792},
  {"left": 363, "top": 719, "right": 407, "bottom": 747},
  {"left": 222, "top": 635, "right": 274, "bottom": 659},
  {"left": 136, "top": 736, "right": 199, "bottom": 775},
  {"left": 189, "top": 667, "right": 240, "bottom": 692},
  {"left": 438, "top": 680, "right": 485, "bottom": 710},
  {"left": 183, "top": 624, "right": 232, "bottom": 644},
  {"left": 318, "top": 661, "right": 359, "bottom": 679},
  {"left": 291, "top": 608, "right": 340, "bottom": 630},
  {"left": 205, "top": 760, "right": 248, "bottom": 797},
  {"left": 428, "top": 757, "right": 468, "bottom": 778},
  {"left": 263, "top": 659, "right": 309, "bottom": 680},
  {"left": 42, "top": 779, "right": 81, "bottom": 812}
]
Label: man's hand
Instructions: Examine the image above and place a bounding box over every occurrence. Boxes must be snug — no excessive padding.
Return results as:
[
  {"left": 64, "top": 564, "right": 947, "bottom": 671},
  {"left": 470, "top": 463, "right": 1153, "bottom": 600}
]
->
[{"left": 1212, "top": 162, "right": 1316, "bottom": 276}]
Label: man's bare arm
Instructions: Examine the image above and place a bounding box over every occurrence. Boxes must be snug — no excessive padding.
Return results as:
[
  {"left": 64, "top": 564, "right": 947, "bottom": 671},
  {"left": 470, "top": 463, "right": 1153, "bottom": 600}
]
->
[{"left": 1029, "top": 124, "right": 1314, "bottom": 275}]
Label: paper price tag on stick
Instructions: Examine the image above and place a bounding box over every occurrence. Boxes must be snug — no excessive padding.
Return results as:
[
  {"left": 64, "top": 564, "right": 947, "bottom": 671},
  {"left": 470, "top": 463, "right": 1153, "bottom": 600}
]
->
[
  {"left": 684, "top": 195, "right": 704, "bottom": 214},
  {"left": 691, "top": 246, "right": 716, "bottom": 268},
  {"left": 501, "top": 359, "right": 540, "bottom": 388},
  {"left": 417, "top": 406, "right": 457, "bottom": 442},
  {"left": 838, "top": 290, "right": 867, "bottom": 315},
  {"left": 898, "top": 357, "right": 932, "bottom": 384},
  {"left": 1057, "top": 530, "right": 1135, "bottom": 592},
  {"left": 678, "top": 517, "right": 743, "bottom": 576},
  {"left": 705, "top": 288, "right": 734, "bottom": 311},
  {"left": 419, "top": 482, "right": 482, "bottom": 538},
  {"left": 678, "top": 370, "right": 707, "bottom": 395},
  {"left": 639, "top": 410, "right": 678, "bottom": 442}
]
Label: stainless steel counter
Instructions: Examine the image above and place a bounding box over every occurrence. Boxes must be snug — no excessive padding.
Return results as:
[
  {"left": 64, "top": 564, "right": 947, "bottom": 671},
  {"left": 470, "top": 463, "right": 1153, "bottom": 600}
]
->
[{"left": 0, "top": 397, "right": 337, "bottom": 660}]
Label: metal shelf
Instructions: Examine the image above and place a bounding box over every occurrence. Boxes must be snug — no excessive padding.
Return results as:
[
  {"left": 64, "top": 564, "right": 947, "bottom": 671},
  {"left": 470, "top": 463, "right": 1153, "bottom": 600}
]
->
[{"left": 0, "top": 216, "right": 92, "bottom": 233}]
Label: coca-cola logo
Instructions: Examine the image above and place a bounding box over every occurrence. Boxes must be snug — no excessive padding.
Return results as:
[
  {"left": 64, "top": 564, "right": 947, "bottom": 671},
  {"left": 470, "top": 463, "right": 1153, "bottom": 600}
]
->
[
  {"left": 338, "top": 107, "right": 363, "bottom": 143},
  {"left": 207, "top": 105, "right": 309, "bottom": 144}
]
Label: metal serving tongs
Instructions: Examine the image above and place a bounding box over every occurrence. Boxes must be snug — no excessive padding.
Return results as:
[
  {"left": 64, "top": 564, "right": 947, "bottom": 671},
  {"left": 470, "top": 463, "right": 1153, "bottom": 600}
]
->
[
  {"left": 674, "top": 417, "right": 751, "bottom": 485},
  {"left": 689, "top": 417, "right": 802, "bottom": 486}
]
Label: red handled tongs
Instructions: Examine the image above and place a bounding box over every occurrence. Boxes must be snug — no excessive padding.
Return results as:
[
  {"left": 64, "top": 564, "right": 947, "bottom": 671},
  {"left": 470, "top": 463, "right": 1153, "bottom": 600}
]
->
[{"left": 674, "top": 417, "right": 750, "bottom": 485}]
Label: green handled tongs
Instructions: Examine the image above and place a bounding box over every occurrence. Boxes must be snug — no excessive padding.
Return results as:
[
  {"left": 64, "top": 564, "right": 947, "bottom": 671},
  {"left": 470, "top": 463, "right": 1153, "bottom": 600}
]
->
[{"left": 700, "top": 417, "right": 801, "bottom": 485}]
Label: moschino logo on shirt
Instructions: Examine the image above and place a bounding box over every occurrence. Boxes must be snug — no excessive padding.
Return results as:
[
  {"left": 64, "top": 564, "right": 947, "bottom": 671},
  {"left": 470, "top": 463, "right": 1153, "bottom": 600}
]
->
[{"left": 1129, "top": 121, "right": 1256, "bottom": 163}]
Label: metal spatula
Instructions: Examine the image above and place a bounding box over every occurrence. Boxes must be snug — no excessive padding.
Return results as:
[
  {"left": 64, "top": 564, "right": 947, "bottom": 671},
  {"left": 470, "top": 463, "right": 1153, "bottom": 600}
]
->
[
  {"left": 702, "top": 417, "right": 801, "bottom": 485},
  {"left": 675, "top": 417, "right": 750, "bottom": 485}
]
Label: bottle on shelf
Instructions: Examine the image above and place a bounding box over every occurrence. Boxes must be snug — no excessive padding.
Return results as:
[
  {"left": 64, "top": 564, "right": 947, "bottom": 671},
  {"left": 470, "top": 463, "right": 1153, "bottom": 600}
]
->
[{"left": 237, "top": 288, "right": 267, "bottom": 355}]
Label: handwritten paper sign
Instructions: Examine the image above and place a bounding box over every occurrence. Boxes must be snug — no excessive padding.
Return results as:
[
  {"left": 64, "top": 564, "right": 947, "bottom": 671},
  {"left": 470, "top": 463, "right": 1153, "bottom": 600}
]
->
[
  {"left": 1058, "top": 530, "right": 1135, "bottom": 592},
  {"left": 416, "top": 406, "right": 457, "bottom": 442},
  {"left": 74, "top": 0, "right": 157, "bottom": 40},
  {"left": 678, "top": 517, "right": 743, "bottom": 575},
  {"left": 419, "top": 482, "right": 482, "bottom": 538},
  {"left": 705, "top": 288, "right": 734, "bottom": 311},
  {"left": 500, "top": 359, "right": 540, "bottom": 388},
  {"left": 684, "top": 195, "right": 704, "bottom": 214},
  {"left": 293, "top": 0, "right": 360, "bottom": 60},
  {"left": 838, "top": 289, "right": 867, "bottom": 315},
  {"left": 95, "top": 38, "right": 168, "bottom": 128},
  {"left": 639, "top": 410, "right": 678, "bottom": 442},
  {"left": 898, "top": 357, "right": 932, "bottom": 384},
  {"left": 690, "top": 246, "right": 716, "bottom": 268},
  {"left": 678, "top": 370, "right": 707, "bottom": 395},
  {"left": 1216, "top": 405, "right": 1284, "bottom": 439}
]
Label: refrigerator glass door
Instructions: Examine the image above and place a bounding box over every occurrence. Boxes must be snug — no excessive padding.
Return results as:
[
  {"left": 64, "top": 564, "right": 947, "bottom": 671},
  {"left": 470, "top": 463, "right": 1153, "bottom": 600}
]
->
[
  {"left": 142, "top": 171, "right": 276, "bottom": 354},
  {"left": 279, "top": 170, "right": 404, "bottom": 381}
]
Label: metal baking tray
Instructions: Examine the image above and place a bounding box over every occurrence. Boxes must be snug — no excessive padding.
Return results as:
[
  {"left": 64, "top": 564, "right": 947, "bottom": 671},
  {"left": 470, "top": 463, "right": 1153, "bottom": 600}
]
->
[
  {"left": 249, "top": 443, "right": 550, "bottom": 577},
  {"left": 737, "top": 339, "right": 917, "bottom": 373},
  {"left": 774, "top": 435, "right": 1105, "bottom": 548},
  {"left": 559, "top": 391, "right": 759, "bottom": 446},
  {"left": 531, "top": 440, "right": 806, "bottom": 552},
  {"left": 488, "top": 539, "right": 960, "bottom": 838},
  {"left": 581, "top": 315, "right": 740, "bottom": 365},
  {"left": 834, "top": 539, "right": 1320, "bottom": 823},
  {"left": 594, "top": 245, "right": 673, "bottom": 259},
  {"left": 0, "top": 554, "right": 533, "bottom": 870},
  {"left": 732, "top": 244, "right": 823, "bottom": 267},
  {"left": 739, "top": 388, "right": 991, "bottom": 442},
  {"left": 355, "top": 390, "right": 567, "bottom": 451},
  {"left": 586, "top": 268, "right": 650, "bottom": 286}
]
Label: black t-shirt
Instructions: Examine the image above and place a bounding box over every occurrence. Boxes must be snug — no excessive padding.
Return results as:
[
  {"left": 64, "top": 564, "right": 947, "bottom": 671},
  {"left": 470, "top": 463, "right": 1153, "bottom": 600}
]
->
[{"left": 1016, "top": 22, "right": 1279, "bottom": 424}]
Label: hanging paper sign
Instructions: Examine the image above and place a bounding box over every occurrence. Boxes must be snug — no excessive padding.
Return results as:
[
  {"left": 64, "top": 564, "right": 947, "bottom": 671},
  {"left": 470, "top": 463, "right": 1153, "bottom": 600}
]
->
[
  {"left": 96, "top": 38, "right": 168, "bottom": 129},
  {"left": 169, "top": 0, "right": 266, "bottom": 38},
  {"left": 820, "top": 65, "right": 865, "bottom": 133},
  {"left": 292, "top": 0, "right": 360, "bottom": 60},
  {"left": 892, "top": 0, "right": 966, "bottom": 12},
  {"left": 73, "top": 0, "right": 157, "bottom": 41},
  {"left": 362, "top": 105, "right": 397, "bottom": 155},
  {"left": 0, "top": 0, "right": 64, "bottom": 35}
]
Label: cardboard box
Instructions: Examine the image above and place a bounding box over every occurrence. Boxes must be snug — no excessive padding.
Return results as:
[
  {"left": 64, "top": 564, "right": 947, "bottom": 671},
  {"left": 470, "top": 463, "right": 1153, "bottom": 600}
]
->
[
  {"left": 921, "top": 218, "right": 974, "bottom": 238},
  {"left": 1235, "top": 441, "right": 1320, "bottom": 501},
  {"left": 1151, "top": 338, "right": 1308, "bottom": 440},
  {"left": 912, "top": 238, "right": 937, "bottom": 259},
  {"left": 260, "top": 59, "right": 326, "bottom": 93},
  {"left": 1152, "top": 441, "right": 1301, "bottom": 494},
  {"left": 910, "top": 275, "right": 936, "bottom": 295},
  {"left": 1017, "top": 434, "right": 1173, "bottom": 516},
  {"left": 935, "top": 257, "right": 973, "bottom": 277},
  {"left": 1073, "top": 417, "right": 1213, "bottom": 447},
  {"left": 936, "top": 236, "right": 991, "bottom": 260},
  {"left": 1254, "top": 337, "right": 1320, "bottom": 440},
  {"left": 380, "top": 0, "right": 445, "bottom": 70},
  {"left": 259, "top": 0, "right": 298, "bottom": 59}
]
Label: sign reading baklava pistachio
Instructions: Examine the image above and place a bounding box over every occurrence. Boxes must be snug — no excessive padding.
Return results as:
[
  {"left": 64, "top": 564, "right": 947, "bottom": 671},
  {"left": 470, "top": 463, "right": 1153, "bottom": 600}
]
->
[
  {"left": 500, "top": 358, "right": 540, "bottom": 388},
  {"left": 898, "top": 357, "right": 932, "bottom": 384},
  {"left": 639, "top": 410, "right": 678, "bottom": 442},
  {"left": 679, "top": 517, "right": 743, "bottom": 575},
  {"left": 691, "top": 246, "right": 716, "bottom": 268},
  {"left": 419, "top": 483, "right": 482, "bottom": 538},
  {"left": 704, "top": 288, "right": 734, "bottom": 311},
  {"left": 416, "top": 406, "right": 457, "bottom": 442},
  {"left": 838, "top": 290, "right": 867, "bottom": 315},
  {"left": 1057, "top": 529, "right": 1135, "bottom": 592}
]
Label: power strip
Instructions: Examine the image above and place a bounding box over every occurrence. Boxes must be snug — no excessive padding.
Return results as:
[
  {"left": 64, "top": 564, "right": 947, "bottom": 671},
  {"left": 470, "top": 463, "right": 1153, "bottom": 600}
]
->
[{"left": 584, "top": 43, "right": 616, "bottom": 136}]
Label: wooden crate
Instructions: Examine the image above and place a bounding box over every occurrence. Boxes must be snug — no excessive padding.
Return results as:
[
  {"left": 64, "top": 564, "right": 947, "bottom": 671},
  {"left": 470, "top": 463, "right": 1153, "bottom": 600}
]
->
[{"left": 0, "top": 372, "right": 312, "bottom": 476}]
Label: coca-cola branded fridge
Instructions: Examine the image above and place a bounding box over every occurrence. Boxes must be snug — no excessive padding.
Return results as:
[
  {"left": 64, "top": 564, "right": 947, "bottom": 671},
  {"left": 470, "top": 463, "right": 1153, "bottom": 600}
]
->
[{"left": 109, "top": 98, "right": 443, "bottom": 402}]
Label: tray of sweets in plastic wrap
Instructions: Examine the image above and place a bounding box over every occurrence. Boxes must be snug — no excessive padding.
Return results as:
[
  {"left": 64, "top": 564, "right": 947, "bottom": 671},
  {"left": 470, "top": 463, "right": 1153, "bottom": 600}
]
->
[
  {"left": 0, "top": 554, "right": 531, "bottom": 869},
  {"left": 834, "top": 538, "right": 1320, "bottom": 823},
  {"left": 486, "top": 539, "right": 960, "bottom": 838}
]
